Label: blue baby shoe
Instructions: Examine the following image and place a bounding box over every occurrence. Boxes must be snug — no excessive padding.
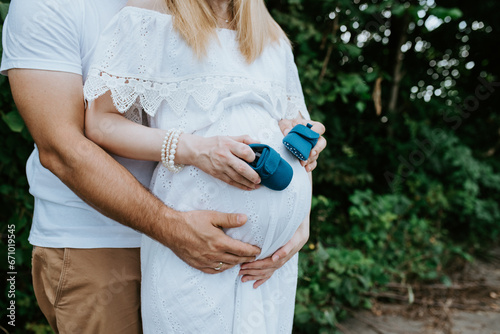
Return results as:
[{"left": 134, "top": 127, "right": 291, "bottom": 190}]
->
[
  {"left": 282, "top": 123, "right": 320, "bottom": 161},
  {"left": 247, "top": 144, "right": 293, "bottom": 191}
]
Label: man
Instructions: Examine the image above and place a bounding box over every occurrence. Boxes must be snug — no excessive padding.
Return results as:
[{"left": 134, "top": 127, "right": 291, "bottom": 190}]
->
[{"left": 1, "top": 0, "right": 326, "bottom": 333}]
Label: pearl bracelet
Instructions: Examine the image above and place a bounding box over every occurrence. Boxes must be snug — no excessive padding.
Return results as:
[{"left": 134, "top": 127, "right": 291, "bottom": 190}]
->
[
  {"left": 160, "top": 129, "right": 172, "bottom": 169},
  {"left": 161, "top": 129, "right": 184, "bottom": 173}
]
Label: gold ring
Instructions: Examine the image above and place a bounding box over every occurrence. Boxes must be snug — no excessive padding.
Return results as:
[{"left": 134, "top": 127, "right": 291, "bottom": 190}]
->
[{"left": 214, "top": 262, "right": 223, "bottom": 271}]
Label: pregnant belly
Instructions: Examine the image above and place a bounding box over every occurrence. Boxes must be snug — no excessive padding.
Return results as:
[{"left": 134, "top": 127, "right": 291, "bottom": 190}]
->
[{"left": 150, "top": 104, "right": 312, "bottom": 258}]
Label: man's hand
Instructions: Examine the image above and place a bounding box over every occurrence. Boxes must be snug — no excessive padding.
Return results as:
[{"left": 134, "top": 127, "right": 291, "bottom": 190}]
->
[
  {"left": 238, "top": 216, "right": 310, "bottom": 288},
  {"left": 279, "top": 118, "right": 327, "bottom": 172},
  {"left": 178, "top": 134, "right": 261, "bottom": 191},
  {"left": 167, "top": 211, "right": 261, "bottom": 273}
]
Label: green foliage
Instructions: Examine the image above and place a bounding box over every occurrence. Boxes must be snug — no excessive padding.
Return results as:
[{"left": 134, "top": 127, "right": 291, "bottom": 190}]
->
[
  {"left": 268, "top": 0, "right": 500, "bottom": 331},
  {"left": 295, "top": 243, "right": 384, "bottom": 333},
  {"left": 0, "top": 1, "right": 46, "bottom": 332}
]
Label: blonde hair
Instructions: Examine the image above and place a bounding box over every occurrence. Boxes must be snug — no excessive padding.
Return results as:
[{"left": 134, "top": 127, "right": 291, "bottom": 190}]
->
[{"left": 163, "top": 0, "right": 288, "bottom": 63}]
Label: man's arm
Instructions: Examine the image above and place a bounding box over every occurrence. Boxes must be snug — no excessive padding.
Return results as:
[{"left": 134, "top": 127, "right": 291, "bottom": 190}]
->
[{"left": 8, "top": 69, "right": 260, "bottom": 273}]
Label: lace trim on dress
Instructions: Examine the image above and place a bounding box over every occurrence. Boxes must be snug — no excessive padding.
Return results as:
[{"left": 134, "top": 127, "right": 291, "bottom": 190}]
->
[{"left": 84, "top": 68, "right": 306, "bottom": 120}]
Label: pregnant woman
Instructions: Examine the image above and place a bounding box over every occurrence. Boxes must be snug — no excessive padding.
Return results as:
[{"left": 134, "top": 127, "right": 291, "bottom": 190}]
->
[{"left": 84, "top": 0, "right": 315, "bottom": 332}]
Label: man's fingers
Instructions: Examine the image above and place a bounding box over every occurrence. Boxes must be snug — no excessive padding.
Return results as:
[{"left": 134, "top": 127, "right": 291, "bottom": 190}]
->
[
  {"left": 220, "top": 235, "right": 261, "bottom": 258},
  {"left": 210, "top": 211, "right": 247, "bottom": 228},
  {"left": 209, "top": 212, "right": 261, "bottom": 257},
  {"left": 200, "top": 264, "right": 236, "bottom": 274},
  {"left": 193, "top": 252, "right": 256, "bottom": 273},
  {"left": 216, "top": 251, "right": 259, "bottom": 265}
]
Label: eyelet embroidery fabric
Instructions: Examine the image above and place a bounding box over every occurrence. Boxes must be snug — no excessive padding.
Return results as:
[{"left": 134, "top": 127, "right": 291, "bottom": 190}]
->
[
  {"left": 85, "top": 71, "right": 296, "bottom": 120},
  {"left": 84, "top": 6, "right": 311, "bottom": 334}
]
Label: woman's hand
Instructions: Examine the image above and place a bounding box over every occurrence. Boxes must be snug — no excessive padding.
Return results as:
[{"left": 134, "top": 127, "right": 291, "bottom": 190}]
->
[
  {"left": 278, "top": 118, "right": 327, "bottom": 172},
  {"left": 176, "top": 134, "right": 261, "bottom": 191},
  {"left": 238, "top": 216, "right": 310, "bottom": 288}
]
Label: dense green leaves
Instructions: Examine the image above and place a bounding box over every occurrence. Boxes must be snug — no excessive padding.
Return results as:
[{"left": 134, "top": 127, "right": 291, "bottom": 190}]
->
[
  {"left": 268, "top": 0, "right": 500, "bottom": 332},
  {"left": 2, "top": 109, "right": 24, "bottom": 132}
]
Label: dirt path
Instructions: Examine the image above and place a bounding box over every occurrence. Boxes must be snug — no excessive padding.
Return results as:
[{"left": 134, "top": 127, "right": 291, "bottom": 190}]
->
[{"left": 339, "top": 249, "right": 500, "bottom": 334}]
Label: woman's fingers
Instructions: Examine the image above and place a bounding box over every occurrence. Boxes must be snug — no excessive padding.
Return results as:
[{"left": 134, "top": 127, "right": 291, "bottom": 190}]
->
[
  {"left": 296, "top": 124, "right": 326, "bottom": 172},
  {"left": 307, "top": 120, "right": 326, "bottom": 135},
  {"left": 221, "top": 136, "right": 261, "bottom": 185},
  {"left": 278, "top": 118, "right": 294, "bottom": 136},
  {"left": 304, "top": 161, "right": 317, "bottom": 173},
  {"left": 228, "top": 157, "right": 260, "bottom": 183},
  {"left": 240, "top": 267, "right": 274, "bottom": 288},
  {"left": 190, "top": 135, "right": 261, "bottom": 189},
  {"left": 278, "top": 118, "right": 327, "bottom": 173},
  {"left": 231, "top": 134, "right": 260, "bottom": 146},
  {"left": 218, "top": 174, "right": 254, "bottom": 191},
  {"left": 239, "top": 267, "right": 274, "bottom": 288},
  {"left": 241, "top": 272, "right": 272, "bottom": 283},
  {"left": 229, "top": 138, "right": 256, "bottom": 163},
  {"left": 225, "top": 168, "right": 258, "bottom": 190}
]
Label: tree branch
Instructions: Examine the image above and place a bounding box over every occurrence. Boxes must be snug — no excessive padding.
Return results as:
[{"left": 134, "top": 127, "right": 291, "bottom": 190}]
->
[{"left": 319, "top": 13, "right": 340, "bottom": 82}]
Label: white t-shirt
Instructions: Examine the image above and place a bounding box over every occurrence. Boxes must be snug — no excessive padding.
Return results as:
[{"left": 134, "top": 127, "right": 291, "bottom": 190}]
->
[{"left": 1, "top": 0, "right": 156, "bottom": 248}]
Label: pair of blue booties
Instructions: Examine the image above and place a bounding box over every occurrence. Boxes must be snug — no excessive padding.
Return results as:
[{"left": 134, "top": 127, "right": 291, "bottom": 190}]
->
[{"left": 247, "top": 123, "right": 319, "bottom": 191}]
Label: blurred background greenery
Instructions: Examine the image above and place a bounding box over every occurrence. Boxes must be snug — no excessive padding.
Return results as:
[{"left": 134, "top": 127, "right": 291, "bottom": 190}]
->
[{"left": 1, "top": 0, "right": 499, "bottom": 333}]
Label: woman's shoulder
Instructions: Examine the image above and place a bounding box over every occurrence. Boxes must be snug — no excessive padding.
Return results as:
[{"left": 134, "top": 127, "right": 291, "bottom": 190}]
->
[
  {"left": 106, "top": 0, "right": 173, "bottom": 32},
  {"left": 125, "top": 0, "right": 166, "bottom": 12},
  {"left": 121, "top": 0, "right": 171, "bottom": 20}
]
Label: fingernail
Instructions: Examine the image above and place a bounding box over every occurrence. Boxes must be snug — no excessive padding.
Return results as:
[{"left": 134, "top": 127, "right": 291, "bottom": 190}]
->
[
  {"left": 272, "top": 254, "right": 279, "bottom": 262},
  {"left": 312, "top": 150, "right": 317, "bottom": 156}
]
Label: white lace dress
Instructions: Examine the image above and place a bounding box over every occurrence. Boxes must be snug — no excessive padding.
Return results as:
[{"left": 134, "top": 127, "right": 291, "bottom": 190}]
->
[{"left": 84, "top": 7, "right": 312, "bottom": 334}]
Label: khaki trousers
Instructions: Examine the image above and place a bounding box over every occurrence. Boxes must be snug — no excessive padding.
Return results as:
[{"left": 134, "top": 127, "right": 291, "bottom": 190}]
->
[{"left": 32, "top": 247, "right": 142, "bottom": 334}]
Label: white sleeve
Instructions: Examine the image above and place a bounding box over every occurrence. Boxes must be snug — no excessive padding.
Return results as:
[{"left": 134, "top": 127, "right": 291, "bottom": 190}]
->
[
  {"left": 84, "top": 8, "right": 175, "bottom": 117},
  {"left": 284, "top": 42, "right": 310, "bottom": 120},
  {"left": 0, "top": 0, "right": 83, "bottom": 76}
]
